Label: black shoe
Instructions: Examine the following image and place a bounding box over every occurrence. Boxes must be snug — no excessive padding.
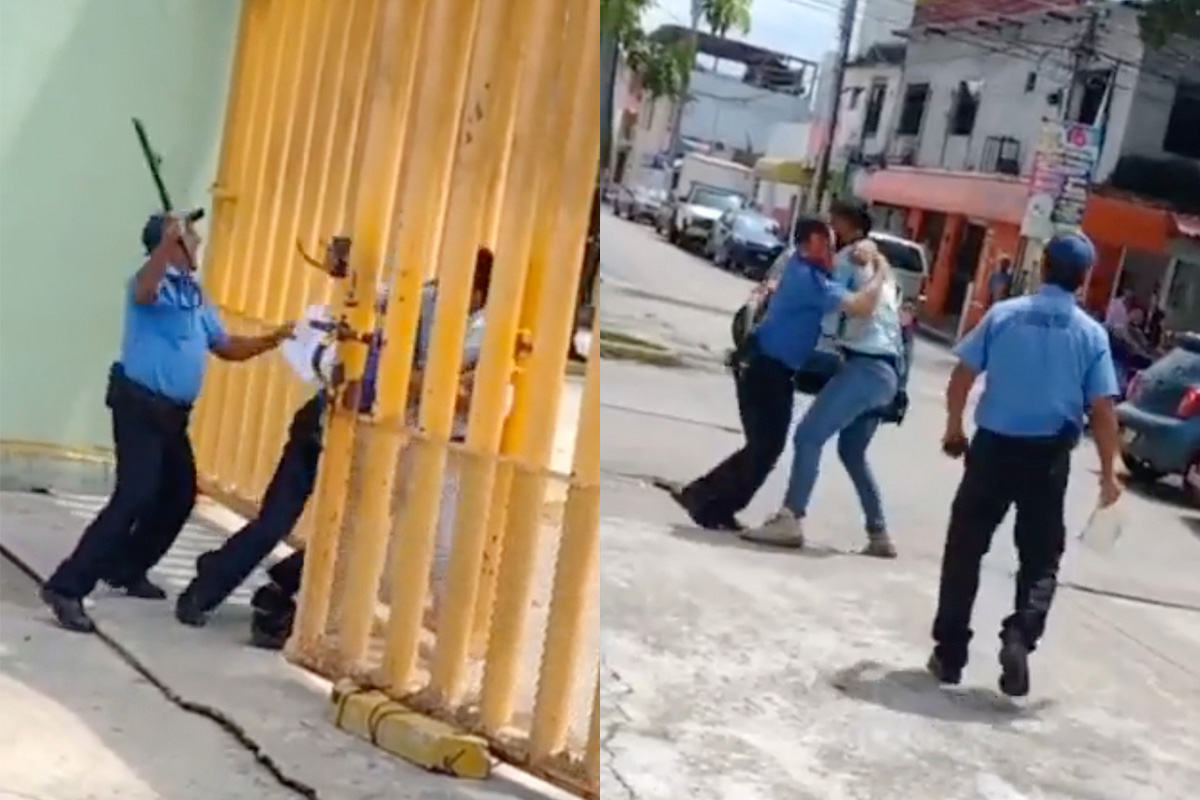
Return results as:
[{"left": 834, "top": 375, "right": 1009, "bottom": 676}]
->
[
  {"left": 40, "top": 586, "right": 96, "bottom": 634},
  {"left": 713, "top": 514, "right": 745, "bottom": 532},
  {"left": 175, "top": 582, "right": 210, "bottom": 628},
  {"left": 662, "top": 482, "right": 735, "bottom": 532},
  {"left": 106, "top": 576, "right": 167, "bottom": 600},
  {"left": 998, "top": 636, "right": 1031, "bottom": 698},
  {"left": 249, "top": 619, "right": 291, "bottom": 651},
  {"left": 926, "top": 652, "right": 962, "bottom": 686},
  {"left": 250, "top": 583, "right": 295, "bottom": 651}
]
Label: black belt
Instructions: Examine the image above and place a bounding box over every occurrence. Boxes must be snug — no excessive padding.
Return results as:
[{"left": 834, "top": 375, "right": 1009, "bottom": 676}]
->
[
  {"left": 977, "top": 426, "right": 1081, "bottom": 453},
  {"left": 108, "top": 363, "right": 192, "bottom": 431}
]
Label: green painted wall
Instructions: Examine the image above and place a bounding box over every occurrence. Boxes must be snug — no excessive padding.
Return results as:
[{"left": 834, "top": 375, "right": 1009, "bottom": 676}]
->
[{"left": 0, "top": 0, "right": 241, "bottom": 450}]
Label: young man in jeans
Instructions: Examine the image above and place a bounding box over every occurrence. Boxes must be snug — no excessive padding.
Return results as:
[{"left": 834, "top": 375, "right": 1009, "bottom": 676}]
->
[{"left": 670, "top": 219, "right": 886, "bottom": 531}]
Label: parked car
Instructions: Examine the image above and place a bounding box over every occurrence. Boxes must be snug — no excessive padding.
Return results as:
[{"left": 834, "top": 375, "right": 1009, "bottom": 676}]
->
[
  {"left": 865, "top": 232, "right": 930, "bottom": 307},
  {"left": 1117, "top": 332, "right": 1200, "bottom": 503},
  {"left": 614, "top": 185, "right": 667, "bottom": 224},
  {"left": 705, "top": 209, "right": 785, "bottom": 280},
  {"left": 663, "top": 184, "right": 745, "bottom": 249}
]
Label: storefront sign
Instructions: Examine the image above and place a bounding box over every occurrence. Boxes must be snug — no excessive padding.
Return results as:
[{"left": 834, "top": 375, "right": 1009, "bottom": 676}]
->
[{"left": 1020, "top": 120, "right": 1102, "bottom": 240}]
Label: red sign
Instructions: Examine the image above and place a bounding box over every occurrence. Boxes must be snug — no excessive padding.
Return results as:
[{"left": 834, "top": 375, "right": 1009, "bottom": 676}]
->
[{"left": 914, "top": 0, "right": 1081, "bottom": 27}]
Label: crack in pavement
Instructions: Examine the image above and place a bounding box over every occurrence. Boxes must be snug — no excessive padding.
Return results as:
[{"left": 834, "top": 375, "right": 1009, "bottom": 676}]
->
[
  {"left": 600, "top": 657, "right": 639, "bottom": 800},
  {"left": 0, "top": 546, "right": 319, "bottom": 799}
]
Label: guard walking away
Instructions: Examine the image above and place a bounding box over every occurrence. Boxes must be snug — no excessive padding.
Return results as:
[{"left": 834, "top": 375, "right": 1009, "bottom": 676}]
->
[
  {"left": 928, "top": 233, "right": 1123, "bottom": 697},
  {"left": 670, "top": 218, "right": 885, "bottom": 531},
  {"left": 41, "top": 213, "right": 293, "bottom": 634}
]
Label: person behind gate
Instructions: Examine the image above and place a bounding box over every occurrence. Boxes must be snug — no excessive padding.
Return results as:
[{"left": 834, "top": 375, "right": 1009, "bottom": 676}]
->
[
  {"left": 669, "top": 217, "right": 886, "bottom": 532},
  {"left": 175, "top": 249, "right": 495, "bottom": 649},
  {"left": 41, "top": 213, "right": 293, "bottom": 634},
  {"left": 927, "top": 232, "right": 1122, "bottom": 698}
]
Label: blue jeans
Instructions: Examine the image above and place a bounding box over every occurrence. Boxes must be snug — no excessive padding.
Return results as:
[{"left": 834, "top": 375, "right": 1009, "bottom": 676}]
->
[{"left": 784, "top": 355, "right": 899, "bottom": 533}]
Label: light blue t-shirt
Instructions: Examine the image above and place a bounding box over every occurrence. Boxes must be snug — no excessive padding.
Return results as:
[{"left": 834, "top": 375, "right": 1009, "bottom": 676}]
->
[
  {"left": 841, "top": 267, "right": 903, "bottom": 358},
  {"left": 754, "top": 255, "right": 846, "bottom": 370},
  {"left": 359, "top": 283, "right": 485, "bottom": 411},
  {"left": 820, "top": 245, "right": 859, "bottom": 339},
  {"left": 956, "top": 285, "right": 1119, "bottom": 437},
  {"left": 119, "top": 266, "right": 227, "bottom": 404}
]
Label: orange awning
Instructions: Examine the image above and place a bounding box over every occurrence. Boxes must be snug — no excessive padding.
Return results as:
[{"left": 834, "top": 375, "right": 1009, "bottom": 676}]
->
[{"left": 858, "top": 168, "right": 1029, "bottom": 225}]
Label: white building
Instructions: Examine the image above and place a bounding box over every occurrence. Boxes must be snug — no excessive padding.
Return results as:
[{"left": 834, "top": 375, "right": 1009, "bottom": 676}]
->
[
  {"left": 754, "top": 122, "right": 816, "bottom": 227},
  {"left": 854, "top": 0, "right": 1200, "bottom": 334},
  {"left": 621, "top": 27, "right": 818, "bottom": 190},
  {"left": 832, "top": 43, "right": 908, "bottom": 175}
]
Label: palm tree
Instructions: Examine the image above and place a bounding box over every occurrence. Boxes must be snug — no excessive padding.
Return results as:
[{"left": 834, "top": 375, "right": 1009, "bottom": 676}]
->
[{"left": 699, "top": 0, "right": 752, "bottom": 42}]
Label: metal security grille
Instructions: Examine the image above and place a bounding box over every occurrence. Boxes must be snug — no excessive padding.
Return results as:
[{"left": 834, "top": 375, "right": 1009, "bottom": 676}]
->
[{"left": 189, "top": 0, "right": 600, "bottom": 794}]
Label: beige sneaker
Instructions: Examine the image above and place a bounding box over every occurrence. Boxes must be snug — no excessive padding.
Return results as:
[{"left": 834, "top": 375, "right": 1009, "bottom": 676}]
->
[{"left": 740, "top": 509, "right": 805, "bottom": 549}]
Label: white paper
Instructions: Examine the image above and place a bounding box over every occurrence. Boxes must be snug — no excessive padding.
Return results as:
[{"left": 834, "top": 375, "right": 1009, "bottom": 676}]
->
[
  {"left": 282, "top": 304, "right": 337, "bottom": 385},
  {"left": 1078, "top": 503, "right": 1124, "bottom": 553}
]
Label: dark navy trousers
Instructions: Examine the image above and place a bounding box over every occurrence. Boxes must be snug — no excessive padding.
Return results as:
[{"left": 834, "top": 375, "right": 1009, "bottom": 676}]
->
[
  {"left": 47, "top": 366, "right": 196, "bottom": 599},
  {"left": 189, "top": 395, "right": 323, "bottom": 611}
]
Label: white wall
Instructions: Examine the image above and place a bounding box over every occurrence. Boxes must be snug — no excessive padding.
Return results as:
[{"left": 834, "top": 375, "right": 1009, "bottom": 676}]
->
[
  {"left": 833, "top": 62, "right": 904, "bottom": 165},
  {"left": 891, "top": 6, "right": 1195, "bottom": 181},
  {"left": 680, "top": 69, "right": 813, "bottom": 153},
  {"left": 764, "top": 122, "right": 814, "bottom": 161},
  {"left": 0, "top": 0, "right": 240, "bottom": 449}
]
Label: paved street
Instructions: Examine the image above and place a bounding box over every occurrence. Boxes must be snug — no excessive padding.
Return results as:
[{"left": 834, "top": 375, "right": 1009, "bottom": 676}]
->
[{"left": 597, "top": 210, "right": 1200, "bottom": 800}]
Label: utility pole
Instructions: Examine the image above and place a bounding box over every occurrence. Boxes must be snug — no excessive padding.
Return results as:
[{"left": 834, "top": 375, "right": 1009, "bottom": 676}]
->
[
  {"left": 666, "top": 0, "right": 703, "bottom": 162},
  {"left": 1062, "top": 2, "right": 1101, "bottom": 122},
  {"left": 808, "top": 0, "right": 859, "bottom": 214}
]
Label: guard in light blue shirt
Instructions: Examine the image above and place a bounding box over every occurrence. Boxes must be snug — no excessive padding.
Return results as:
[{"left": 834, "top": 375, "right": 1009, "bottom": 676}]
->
[
  {"left": 928, "top": 232, "right": 1123, "bottom": 699},
  {"left": 43, "top": 213, "right": 293, "bottom": 634}
]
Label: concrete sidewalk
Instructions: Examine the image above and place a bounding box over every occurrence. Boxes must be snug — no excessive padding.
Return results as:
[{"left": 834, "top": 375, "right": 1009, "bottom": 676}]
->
[
  {"left": 598, "top": 479, "right": 1200, "bottom": 800},
  {"left": 0, "top": 490, "right": 569, "bottom": 800},
  {"left": 0, "top": 556, "right": 297, "bottom": 800}
]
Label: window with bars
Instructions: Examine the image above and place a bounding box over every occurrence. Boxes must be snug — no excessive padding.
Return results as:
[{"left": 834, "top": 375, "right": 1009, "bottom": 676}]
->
[{"left": 896, "top": 83, "right": 929, "bottom": 136}]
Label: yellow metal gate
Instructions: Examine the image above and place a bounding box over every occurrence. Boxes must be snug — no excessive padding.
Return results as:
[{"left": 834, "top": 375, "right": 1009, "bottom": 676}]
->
[{"left": 191, "top": 0, "right": 600, "bottom": 795}]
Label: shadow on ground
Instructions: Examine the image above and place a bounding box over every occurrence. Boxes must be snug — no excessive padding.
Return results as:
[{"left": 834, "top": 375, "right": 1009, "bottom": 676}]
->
[
  {"left": 827, "top": 659, "right": 1055, "bottom": 726},
  {"left": 668, "top": 524, "right": 848, "bottom": 559}
]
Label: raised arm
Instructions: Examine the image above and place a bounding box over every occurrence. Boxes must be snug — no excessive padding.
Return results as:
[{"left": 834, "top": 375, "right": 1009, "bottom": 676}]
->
[{"left": 132, "top": 216, "right": 180, "bottom": 305}]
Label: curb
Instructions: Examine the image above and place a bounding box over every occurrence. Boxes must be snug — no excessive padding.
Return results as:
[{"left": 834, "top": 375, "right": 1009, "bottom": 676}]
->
[
  {"left": 599, "top": 339, "right": 684, "bottom": 368},
  {"left": 329, "top": 680, "right": 492, "bottom": 781}
]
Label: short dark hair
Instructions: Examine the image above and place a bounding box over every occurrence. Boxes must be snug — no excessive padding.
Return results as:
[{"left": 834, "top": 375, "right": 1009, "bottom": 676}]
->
[
  {"left": 829, "top": 199, "right": 873, "bottom": 236},
  {"left": 792, "top": 216, "right": 831, "bottom": 248},
  {"left": 473, "top": 248, "right": 494, "bottom": 303}
]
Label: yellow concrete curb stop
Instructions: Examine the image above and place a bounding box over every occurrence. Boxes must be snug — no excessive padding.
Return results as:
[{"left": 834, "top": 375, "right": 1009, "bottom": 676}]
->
[{"left": 329, "top": 680, "right": 492, "bottom": 780}]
